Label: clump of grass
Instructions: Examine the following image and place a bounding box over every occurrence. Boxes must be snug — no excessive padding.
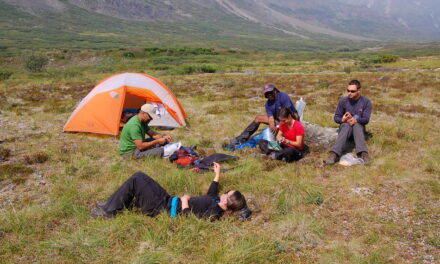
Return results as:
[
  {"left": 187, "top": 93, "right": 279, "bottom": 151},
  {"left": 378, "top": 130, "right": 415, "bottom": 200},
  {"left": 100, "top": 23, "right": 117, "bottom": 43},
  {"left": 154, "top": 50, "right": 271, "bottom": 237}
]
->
[
  {"left": 0, "top": 146, "right": 11, "bottom": 160},
  {"left": 24, "top": 152, "right": 49, "bottom": 165},
  {"left": 304, "top": 192, "right": 324, "bottom": 205},
  {"left": 0, "top": 163, "right": 33, "bottom": 184},
  {"left": 0, "top": 69, "right": 13, "bottom": 80}
]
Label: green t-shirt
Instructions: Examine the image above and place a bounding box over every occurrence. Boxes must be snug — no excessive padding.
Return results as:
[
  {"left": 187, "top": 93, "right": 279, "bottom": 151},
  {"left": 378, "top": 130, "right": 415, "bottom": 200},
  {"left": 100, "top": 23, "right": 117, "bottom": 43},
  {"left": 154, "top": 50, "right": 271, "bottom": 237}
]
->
[{"left": 119, "top": 116, "right": 151, "bottom": 154}]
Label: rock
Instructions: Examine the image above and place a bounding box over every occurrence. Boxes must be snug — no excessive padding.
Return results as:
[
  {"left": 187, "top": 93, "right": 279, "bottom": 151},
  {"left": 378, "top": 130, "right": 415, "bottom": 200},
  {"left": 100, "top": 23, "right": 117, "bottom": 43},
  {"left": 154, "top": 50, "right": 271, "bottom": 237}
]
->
[
  {"left": 303, "top": 122, "right": 338, "bottom": 147},
  {"left": 379, "top": 76, "right": 390, "bottom": 81}
]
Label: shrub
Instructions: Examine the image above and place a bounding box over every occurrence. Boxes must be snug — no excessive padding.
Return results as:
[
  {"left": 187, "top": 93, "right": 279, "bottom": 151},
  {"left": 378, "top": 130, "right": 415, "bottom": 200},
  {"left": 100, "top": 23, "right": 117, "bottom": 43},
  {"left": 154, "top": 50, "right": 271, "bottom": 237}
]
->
[
  {"left": 200, "top": 65, "right": 217, "bottom": 73},
  {"left": 122, "top": 51, "right": 135, "bottom": 58},
  {"left": 24, "top": 152, "right": 49, "bottom": 165},
  {"left": 0, "top": 69, "right": 13, "bottom": 80},
  {"left": 0, "top": 146, "right": 11, "bottom": 160},
  {"left": 378, "top": 54, "right": 399, "bottom": 63},
  {"left": 23, "top": 53, "right": 49, "bottom": 72}
]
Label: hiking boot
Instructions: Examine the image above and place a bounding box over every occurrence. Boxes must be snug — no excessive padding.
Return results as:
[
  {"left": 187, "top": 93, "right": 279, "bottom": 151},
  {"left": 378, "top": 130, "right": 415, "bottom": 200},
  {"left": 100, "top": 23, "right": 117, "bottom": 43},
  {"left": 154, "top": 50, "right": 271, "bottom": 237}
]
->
[
  {"left": 95, "top": 201, "right": 107, "bottom": 210},
  {"left": 360, "top": 152, "right": 371, "bottom": 165},
  {"left": 223, "top": 142, "right": 240, "bottom": 152},
  {"left": 90, "top": 208, "right": 114, "bottom": 219},
  {"left": 325, "top": 152, "right": 339, "bottom": 165}
]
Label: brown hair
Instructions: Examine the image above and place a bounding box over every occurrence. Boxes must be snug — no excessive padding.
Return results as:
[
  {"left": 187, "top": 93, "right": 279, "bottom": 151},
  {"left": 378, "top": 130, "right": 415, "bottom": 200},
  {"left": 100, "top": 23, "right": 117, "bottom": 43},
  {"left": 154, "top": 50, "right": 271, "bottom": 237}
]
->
[
  {"left": 278, "top": 107, "right": 297, "bottom": 120},
  {"left": 348, "top": 79, "right": 361, "bottom": 89},
  {"left": 226, "top": 191, "right": 247, "bottom": 212}
]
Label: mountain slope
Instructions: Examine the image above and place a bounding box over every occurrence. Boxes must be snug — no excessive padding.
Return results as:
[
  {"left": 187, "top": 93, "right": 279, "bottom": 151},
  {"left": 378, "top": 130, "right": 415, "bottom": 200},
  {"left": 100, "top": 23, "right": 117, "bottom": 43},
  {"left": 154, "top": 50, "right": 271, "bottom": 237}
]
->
[{"left": 0, "top": 0, "right": 439, "bottom": 52}]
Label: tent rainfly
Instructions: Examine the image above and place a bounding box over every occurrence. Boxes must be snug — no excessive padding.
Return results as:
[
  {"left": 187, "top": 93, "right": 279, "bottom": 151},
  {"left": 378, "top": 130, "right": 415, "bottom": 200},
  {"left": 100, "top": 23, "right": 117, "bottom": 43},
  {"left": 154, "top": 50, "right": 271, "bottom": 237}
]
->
[{"left": 63, "top": 73, "right": 186, "bottom": 135}]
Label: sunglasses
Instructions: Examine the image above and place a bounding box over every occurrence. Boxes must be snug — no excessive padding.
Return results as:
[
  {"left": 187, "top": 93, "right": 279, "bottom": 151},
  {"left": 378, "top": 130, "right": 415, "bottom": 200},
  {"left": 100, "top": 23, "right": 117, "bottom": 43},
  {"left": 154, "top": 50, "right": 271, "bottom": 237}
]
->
[
  {"left": 264, "top": 91, "right": 275, "bottom": 98},
  {"left": 347, "top": 89, "right": 358, "bottom": 93}
]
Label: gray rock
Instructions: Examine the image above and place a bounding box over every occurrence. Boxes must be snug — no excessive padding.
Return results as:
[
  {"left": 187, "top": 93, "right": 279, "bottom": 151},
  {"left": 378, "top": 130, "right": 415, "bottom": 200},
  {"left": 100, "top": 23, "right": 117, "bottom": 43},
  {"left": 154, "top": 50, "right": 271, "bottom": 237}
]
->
[{"left": 303, "top": 122, "right": 338, "bottom": 147}]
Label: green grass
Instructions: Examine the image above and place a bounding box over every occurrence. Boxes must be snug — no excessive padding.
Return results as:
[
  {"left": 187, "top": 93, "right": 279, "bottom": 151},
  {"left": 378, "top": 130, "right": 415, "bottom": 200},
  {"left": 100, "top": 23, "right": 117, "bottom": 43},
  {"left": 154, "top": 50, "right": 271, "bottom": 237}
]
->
[{"left": 0, "top": 48, "right": 439, "bottom": 263}]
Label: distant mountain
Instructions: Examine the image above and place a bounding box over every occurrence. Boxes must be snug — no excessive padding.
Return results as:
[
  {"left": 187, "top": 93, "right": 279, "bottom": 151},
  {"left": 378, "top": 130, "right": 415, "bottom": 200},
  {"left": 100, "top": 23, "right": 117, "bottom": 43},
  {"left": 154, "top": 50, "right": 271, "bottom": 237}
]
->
[{"left": 1, "top": 0, "right": 439, "bottom": 51}]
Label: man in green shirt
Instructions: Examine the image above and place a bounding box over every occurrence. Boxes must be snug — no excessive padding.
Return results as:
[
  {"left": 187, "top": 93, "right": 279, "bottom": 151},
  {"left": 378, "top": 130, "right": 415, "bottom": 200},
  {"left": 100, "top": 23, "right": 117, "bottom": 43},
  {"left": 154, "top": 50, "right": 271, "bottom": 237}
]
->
[{"left": 119, "top": 104, "right": 172, "bottom": 158}]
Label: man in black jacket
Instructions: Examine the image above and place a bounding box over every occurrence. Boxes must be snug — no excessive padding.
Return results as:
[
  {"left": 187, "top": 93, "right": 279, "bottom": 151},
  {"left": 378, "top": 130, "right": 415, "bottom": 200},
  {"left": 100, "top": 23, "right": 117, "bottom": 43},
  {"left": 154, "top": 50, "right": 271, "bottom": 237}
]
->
[{"left": 91, "top": 163, "right": 247, "bottom": 221}]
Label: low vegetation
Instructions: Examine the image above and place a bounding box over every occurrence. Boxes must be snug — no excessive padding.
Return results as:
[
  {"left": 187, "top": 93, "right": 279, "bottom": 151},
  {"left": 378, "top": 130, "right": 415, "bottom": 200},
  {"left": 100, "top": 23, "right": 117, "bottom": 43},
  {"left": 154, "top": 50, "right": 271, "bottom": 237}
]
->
[{"left": 0, "top": 47, "right": 439, "bottom": 263}]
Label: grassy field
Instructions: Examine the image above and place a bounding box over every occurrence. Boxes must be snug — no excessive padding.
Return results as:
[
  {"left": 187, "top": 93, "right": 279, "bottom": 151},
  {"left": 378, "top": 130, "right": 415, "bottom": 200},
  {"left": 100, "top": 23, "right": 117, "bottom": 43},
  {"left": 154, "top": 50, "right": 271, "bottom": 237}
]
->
[{"left": 0, "top": 48, "right": 439, "bottom": 263}]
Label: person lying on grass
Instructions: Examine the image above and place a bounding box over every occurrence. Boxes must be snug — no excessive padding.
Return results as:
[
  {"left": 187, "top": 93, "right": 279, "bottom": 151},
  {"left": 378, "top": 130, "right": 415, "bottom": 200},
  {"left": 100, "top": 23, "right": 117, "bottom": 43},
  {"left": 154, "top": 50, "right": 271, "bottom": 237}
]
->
[
  {"left": 259, "top": 107, "right": 308, "bottom": 162},
  {"left": 91, "top": 162, "right": 249, "bottom": 221}
]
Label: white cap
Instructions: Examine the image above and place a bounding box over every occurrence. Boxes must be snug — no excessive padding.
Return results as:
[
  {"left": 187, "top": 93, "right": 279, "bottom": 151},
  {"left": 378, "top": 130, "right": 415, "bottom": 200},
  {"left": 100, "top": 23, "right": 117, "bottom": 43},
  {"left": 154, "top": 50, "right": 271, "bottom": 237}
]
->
[{"left": 140, "top": 104, "right": 160, "bottom": 119}]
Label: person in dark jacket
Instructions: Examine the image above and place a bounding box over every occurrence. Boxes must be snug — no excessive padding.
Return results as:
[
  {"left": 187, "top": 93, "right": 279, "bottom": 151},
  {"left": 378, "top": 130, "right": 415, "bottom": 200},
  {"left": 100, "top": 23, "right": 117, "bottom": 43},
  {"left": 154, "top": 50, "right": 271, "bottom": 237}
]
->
[
  {"left": 229, "top": 83, "right": 299, "bottom": 145},
  {"left": 325, "top": 80, "right": 372, "bottom": 165},
  {"left": 91, "top": 163, "right": 247, "bottom": 220}
]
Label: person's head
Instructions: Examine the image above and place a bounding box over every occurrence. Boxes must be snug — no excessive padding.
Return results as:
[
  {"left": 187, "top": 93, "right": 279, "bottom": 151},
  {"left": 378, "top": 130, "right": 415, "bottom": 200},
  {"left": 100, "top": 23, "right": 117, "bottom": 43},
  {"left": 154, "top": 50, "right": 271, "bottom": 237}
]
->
[
  {"left": 278, "top": 107, "right": 296, "bottom": 124},
  {"left": 220, "top": 190, "right": 247, "bottom": 213},
  {"left": 263, "top": 83, "right": 278, "bottom": 102},
  {"left": 138, "top": 104, "right": 159, "bottom": 123},
  {"left": 347, "top": 80, "right": 362, "bottom": 100}
]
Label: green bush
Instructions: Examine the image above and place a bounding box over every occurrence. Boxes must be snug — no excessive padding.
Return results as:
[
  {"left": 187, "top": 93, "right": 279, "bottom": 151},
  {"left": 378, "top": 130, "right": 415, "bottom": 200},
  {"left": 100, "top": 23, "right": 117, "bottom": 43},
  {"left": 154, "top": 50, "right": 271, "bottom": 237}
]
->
[
  {"left": 0, "top": 69, "right": 13, "bottom": 80},
  {"left": 200, "top": 64, "right": 217, "bottom": 73},
  {"left": 122, "top": 51, "right": 135, "bottom": 58},
  {"left": 355, "top": 54, "right": 399, "bottom": 69},
  {"left": 378, "top": 54, "right": 399, "bottom": 63},
  {"left": 23, "top": 53, "right": 49, "bottom": 72}
]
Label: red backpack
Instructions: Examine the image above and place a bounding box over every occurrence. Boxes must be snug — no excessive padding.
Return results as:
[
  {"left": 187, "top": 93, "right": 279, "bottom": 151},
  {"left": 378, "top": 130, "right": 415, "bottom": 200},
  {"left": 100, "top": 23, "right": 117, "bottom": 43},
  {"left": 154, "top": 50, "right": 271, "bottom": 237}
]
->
[{"left": 175, "top": 149, "right": 199, "bottom": 167}]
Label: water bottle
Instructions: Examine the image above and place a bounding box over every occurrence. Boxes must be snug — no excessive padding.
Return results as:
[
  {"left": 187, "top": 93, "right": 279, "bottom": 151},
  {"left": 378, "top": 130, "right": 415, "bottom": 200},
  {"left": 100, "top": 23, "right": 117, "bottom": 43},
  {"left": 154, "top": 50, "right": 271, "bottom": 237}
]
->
[{"left": 295, "top": 97, "right": 306, "bottom": 122}]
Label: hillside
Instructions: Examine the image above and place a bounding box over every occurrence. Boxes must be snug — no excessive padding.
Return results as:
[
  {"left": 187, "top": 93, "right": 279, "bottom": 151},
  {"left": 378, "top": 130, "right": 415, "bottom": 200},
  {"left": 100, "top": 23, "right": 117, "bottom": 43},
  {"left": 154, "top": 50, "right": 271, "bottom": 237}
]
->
[{"left": 1, "top": 0, "right": 440, "bottom": 52}]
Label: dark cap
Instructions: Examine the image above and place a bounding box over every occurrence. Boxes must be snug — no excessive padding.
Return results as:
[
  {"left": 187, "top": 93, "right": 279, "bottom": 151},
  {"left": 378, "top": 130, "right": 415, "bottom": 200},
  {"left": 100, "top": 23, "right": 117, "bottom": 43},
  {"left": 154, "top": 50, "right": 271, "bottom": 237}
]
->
[{"left": 263, "top": 83, "right": 277, "bottom": 94}]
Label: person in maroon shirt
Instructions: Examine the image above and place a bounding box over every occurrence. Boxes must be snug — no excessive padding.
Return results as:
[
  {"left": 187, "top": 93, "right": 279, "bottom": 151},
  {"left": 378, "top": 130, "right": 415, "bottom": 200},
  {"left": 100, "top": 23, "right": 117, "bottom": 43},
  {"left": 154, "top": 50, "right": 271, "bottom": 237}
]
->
[
  {"left": 91, "top": 163, "right": 249, "bottom": 221},
  {"left": 259, "top": 108, "right": 308, "bottom": 162}
]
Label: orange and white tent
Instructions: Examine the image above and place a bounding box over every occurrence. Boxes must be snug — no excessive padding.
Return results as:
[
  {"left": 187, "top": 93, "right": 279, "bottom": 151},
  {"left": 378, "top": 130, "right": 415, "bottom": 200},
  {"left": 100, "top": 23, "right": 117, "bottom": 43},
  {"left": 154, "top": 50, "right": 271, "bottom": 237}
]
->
[{"left": 63, "top": 73, "right": 186, "bottom": 135}]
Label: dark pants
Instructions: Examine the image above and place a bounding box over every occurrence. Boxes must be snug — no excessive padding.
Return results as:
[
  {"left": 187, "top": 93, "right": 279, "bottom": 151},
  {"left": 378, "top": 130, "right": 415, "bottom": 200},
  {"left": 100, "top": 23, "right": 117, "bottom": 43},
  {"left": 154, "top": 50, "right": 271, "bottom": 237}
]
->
[
  {"left": 259, "top": 140, "right": 306, "bottom": 162},
  {"left": 331, "top": 123, "right": 368, "bottom": 156},
  {"left": 103, "top": 172, "right": 171, "bottom": 217}
]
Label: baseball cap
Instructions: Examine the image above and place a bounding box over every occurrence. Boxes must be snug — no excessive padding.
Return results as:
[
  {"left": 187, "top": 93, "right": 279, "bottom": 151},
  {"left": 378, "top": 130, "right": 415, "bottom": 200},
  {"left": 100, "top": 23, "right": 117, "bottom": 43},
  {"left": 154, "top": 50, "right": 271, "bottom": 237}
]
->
[
  {"left": 263, "top": 83, "right": 277, "bottom": 94},
  {"left": 140, "top": 104, "right": 160, "bottom": 119}
]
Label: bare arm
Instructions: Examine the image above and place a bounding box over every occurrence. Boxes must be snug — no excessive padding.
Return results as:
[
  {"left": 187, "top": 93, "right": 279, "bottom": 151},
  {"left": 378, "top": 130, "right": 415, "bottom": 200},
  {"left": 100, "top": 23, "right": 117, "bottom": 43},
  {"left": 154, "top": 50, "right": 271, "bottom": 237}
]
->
[
  {"left": 133, "top": 138, "right": 167, "bottom": 150},
  {"left": 282, "top": 135, "right": 304, "bottom": 148},
  {"left": 180, "top": 194, "right": 190, "bottom": 211},
  {"left": 213, "top": 162, "right": 221, "bottom": 183}
]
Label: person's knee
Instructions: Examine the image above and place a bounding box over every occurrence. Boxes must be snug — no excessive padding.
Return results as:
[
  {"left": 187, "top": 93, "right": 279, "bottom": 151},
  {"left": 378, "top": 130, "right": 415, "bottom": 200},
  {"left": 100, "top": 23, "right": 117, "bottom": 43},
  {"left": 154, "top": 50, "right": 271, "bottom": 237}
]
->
[
  {"left": 353, "top": 123, "right": 363, "bottom": 129},
  {"left": 340, "top": 123, "right": 350, "bottom": 129},
  {"left": 132, "top": 171, "right": 149, "bottom": 180},
  {"left": 254, "top": 115, "right": 268, "bottom": 124}
]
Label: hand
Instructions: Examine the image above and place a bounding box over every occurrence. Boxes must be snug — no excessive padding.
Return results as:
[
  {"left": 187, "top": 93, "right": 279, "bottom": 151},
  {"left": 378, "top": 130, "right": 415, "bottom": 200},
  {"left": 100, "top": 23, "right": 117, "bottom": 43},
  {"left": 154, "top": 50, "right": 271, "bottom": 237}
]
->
[
  {"left": 213, "top": 162, "right": 221, "bottom": 175},
  {"left": 276, "top": 133, "right": 285, "bottom": 143},
  {"left": 269, "top": 125, "right": 277, "bottom": 134},
  {"left": 163, "top": 135, "right": 172, "bottom": 143},
  {"left": 156, "top": 138, "right": 167, "bottom": 145},
  {"left": 180, "top": 194, "right": 191, "bottom": 201},
  {"left": 180, "top": 194, "right": 190, "bottom": 210},
  {"left": 342, "top": 112, "right": 352, "bottom": 123},
  {"left": 347, "top": 117, "right": 357, "bottom": 125}
]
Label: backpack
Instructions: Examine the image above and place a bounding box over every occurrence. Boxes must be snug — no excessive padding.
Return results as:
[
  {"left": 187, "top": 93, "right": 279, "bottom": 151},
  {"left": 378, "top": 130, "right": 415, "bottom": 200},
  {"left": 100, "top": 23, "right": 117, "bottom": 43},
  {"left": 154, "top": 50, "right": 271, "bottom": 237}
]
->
[{"left": 174, "top": 148, "right": 199, "bottom": 167}]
